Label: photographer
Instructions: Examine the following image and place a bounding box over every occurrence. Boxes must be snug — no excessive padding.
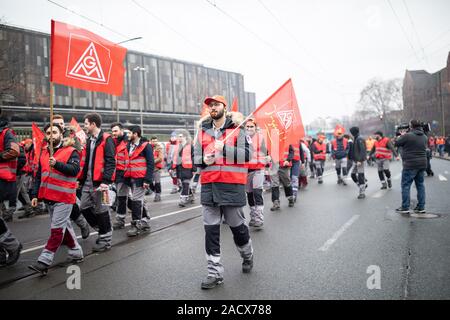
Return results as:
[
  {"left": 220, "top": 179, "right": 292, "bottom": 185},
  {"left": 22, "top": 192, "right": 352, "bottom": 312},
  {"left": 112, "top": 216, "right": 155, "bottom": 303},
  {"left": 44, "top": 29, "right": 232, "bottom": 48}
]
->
[{"left": 394, "top": 120, "right": 428, "bottom": 214}]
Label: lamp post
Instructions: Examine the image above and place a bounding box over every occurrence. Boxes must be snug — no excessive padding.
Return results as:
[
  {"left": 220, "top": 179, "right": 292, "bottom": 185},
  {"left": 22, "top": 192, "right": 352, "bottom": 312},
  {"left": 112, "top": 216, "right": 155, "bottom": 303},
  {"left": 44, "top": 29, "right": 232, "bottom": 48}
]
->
[
  {"left": 112, "top": 37, "right": 143, "bottom": 124},
  {"left": 133, "top": 66, "right": 146, "bottom": 136}
]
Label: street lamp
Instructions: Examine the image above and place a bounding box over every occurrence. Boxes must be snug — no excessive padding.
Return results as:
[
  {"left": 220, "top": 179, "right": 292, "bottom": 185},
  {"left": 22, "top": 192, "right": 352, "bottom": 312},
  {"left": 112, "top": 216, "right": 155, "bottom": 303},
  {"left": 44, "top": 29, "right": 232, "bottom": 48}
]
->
[{"left": 133, "top": 66, "right": 147, "bottom": 136}]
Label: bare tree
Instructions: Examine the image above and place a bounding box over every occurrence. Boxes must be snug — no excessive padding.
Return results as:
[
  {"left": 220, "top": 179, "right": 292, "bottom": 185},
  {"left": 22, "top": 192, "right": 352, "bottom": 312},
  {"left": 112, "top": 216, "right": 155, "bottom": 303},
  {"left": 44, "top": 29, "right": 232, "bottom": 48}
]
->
[{"left": 357, "top": 77, "right": 403, "bottom": 133}]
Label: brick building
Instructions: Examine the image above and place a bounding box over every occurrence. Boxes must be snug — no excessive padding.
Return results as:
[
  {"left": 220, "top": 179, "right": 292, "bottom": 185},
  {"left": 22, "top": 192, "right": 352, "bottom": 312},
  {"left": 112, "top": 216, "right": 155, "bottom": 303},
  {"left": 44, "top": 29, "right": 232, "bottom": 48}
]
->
[{"left": 403, "top": 52, "right": 450, "bottom": 136}]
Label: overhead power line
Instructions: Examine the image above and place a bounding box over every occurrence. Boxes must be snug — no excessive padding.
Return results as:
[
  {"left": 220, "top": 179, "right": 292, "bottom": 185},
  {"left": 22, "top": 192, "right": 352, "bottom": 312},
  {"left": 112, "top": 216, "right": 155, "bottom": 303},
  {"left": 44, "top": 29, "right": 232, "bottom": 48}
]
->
[
  {"left": 130, "top": 0, "right": 215, "bottom": 61},
  {"left": 204, "top": 0, "right": 343, "bottom": 96},
  {"left": 47, "top": 0, "right": 130, "bottom": 40},
  {"left": 386, "top": 0, "right": 425, "bottom": 68},
  {"left": 401, "top": 0, "right": 429, "bottom": 68}
]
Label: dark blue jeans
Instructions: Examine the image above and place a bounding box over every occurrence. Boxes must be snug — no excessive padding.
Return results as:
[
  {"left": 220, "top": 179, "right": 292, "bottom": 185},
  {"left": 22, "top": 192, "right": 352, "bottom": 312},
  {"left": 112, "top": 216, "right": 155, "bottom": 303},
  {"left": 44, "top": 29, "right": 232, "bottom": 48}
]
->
[{"left": 401, "top": 169, "right": 426, "bottom": 209}]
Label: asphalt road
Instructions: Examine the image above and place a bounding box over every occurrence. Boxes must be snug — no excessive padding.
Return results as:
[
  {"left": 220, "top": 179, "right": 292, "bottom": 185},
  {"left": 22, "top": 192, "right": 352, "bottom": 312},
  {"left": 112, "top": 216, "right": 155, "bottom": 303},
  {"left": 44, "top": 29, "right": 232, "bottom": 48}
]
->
[{"left": 0, "top": 159, "right": 449, "bottom": 300}]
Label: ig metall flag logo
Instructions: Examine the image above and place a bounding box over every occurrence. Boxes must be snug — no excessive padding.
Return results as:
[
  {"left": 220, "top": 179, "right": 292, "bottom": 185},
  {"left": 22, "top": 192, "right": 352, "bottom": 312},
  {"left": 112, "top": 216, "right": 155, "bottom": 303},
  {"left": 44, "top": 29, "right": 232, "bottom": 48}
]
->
[{"left": 66, "top": 265, "right": 81, "bottom": 290}]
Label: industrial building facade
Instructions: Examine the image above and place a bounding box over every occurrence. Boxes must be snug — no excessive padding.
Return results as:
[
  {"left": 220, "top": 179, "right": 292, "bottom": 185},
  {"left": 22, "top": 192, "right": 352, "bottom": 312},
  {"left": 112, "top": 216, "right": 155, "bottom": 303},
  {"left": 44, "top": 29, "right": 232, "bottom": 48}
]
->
[
  {"left": 0, "top": 24, "right": 256, "bottom": 137},
  {"left": 403, "top": 52, "right": 450, "bottom": 136}
]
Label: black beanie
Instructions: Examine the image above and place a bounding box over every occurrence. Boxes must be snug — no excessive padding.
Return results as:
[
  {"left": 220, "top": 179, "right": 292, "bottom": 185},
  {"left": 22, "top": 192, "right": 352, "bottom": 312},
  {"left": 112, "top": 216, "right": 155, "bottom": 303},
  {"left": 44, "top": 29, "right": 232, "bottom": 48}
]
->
[{"left": 350, "top": 127, "right": 359, "bottom": 136}]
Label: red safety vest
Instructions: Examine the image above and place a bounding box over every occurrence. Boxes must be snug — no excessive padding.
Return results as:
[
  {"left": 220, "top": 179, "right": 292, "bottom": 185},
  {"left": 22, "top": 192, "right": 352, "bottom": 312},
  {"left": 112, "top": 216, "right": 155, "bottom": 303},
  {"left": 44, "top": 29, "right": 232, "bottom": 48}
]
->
[
  {"left": 115, "top": 139, "right": 129, "bottom": 172},
  {"left": 0, "top": 128, "right": 18, "bottom": 182},
  {"left": 292, "top": 144, "right": 301, "bottom": 161},
  {"left": 79, "top": 133, "right": 115, "bottom": 182},
  {"left": 125, "top": 142, "right": 149, "bottom": 179},
  {"left": 38, "top": 146, "right": 77, "bottom": 204},
  {"left": 172, "top": 143, "right": 193, "bottom": 169},
  {"left": 22, "top": 149, "right": 34, "bottom": 174},
  {"left": 153, "top": 145, "right": 164, "bottom": 170},
  {"left": 374, "top": 137, "right": 392, "bottom": 159},
  {"left": 246, "top": 133, "right": 266, "bottom": 170},
  {"left": 313, "top": 141, "right": 327, "bottom": 161},
  {"left": 199, "top": 128, "right": 248, "bottom": 185},
  {"left": 331, "top": 138, "right": 348, "bottom": 151}
]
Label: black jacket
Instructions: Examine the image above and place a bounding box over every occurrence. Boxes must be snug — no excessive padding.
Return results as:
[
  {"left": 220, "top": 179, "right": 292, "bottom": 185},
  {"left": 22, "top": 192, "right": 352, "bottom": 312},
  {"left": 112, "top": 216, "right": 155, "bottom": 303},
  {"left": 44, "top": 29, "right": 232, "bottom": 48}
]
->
[
  {"left": 31, "top": 143, "right": 80, "bottom": 201},
  {"left": 194, "top": 114, "right": 252, "bottom": 207},
  {"left": 350, "top": 134, "right": 366, "bottom": 162},
  {"left": 331, "top": 137, "right": 350, "bottom": 160},
  {"left": 125, "top": 138, "right": 154, "bottom": 186},
  {"left": 79, "top": 130, "right": 116, "bottom": 186},
  {"left": 395, "top": 129, "right": 427, "bottom": 170}
]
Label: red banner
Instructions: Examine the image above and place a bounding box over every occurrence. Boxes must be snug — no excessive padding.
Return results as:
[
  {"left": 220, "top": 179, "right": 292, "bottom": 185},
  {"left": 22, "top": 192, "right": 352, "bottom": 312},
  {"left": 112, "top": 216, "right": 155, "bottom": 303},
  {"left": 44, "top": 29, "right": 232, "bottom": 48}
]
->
[
  {"left": 51, "top": 20, "right": 127, "bottom": 96},
  {"left": 252, "top": 79, "right": 305, "bottom": 162},
  {"left": 231, "top": 97, "right": 238, "bottom": 112},
  {"left": 70, "top": 117, "right": 87, "bottom": 145},
  {"left": 31, "top": 122, "right": 45, "bottom": 175}
]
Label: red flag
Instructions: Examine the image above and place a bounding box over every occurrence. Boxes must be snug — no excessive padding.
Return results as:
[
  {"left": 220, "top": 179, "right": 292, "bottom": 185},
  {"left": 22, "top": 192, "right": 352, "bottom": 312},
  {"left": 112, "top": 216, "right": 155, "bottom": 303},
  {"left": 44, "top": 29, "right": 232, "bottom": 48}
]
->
[
  {"left": 334, "top": 124, "right": 345, "bottom": 136},
  {"left": 51, "top": 20, "right": 127, "bottom": 96},
  {"left": 252, "top": 79, "right": 305, "bottom": 162},
  {"left": 200, "top": 103, "right": 209, "bottom": 118},
  {"left": 70, "top": 117, "right": 87, "bottom": 145},
  {"left": 231, "top": 97, "right": 238, "bottom": 112},
  {"left": 31, "top": 122, "right": 45, "bottom": 176}
]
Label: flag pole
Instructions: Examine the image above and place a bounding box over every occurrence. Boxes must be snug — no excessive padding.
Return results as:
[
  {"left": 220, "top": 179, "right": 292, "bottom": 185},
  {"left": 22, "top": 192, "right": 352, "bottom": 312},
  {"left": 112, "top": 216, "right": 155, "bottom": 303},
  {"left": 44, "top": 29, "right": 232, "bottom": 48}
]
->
[{"left": 49, "top": 82, "right": 54, "bottom": 157}]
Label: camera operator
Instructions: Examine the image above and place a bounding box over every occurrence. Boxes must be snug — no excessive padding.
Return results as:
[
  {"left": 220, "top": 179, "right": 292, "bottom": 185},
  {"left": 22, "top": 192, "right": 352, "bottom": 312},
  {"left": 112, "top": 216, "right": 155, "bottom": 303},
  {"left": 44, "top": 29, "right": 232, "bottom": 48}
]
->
[{"left": 394, "top": 120, "right": 428, "bottom": 214}]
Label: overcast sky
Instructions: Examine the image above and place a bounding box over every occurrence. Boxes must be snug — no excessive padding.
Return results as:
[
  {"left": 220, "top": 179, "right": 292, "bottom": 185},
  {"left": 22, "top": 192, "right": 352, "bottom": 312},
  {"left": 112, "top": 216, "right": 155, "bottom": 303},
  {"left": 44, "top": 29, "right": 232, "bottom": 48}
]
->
[{"left": 2, "top": 0, "right": 450, "bottom": 124}]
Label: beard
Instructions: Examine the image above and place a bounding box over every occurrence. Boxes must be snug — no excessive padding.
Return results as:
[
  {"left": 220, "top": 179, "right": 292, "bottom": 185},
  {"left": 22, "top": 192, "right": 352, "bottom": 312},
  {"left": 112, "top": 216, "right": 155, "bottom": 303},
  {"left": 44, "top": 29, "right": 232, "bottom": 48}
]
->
[{"left": 210, "top": 108, "right": 225, "bottom": 120}]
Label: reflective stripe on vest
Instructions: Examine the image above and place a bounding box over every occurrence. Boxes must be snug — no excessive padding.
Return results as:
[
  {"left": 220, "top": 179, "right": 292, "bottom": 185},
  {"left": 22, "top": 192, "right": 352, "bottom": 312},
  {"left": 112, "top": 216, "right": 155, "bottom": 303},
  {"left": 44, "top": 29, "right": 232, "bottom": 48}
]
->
[
  {"left": 115, "top": 140, "right": 129, "bottom": 172},
  {"left": 313, "top": 141, "right": 327, "bottom": 160},
  {"left": 38, "top": 146, "right": 77, "bottom": 204},
  {"left": 125, "top": 142, "right": 148, "bottom": 179},
  {"left": 374, "top": 137, "right": 392, "bottom": 159},
  {"left": 172, "top": 144, "right": 193, "bottom": 169},
  {"left": 199, "top": 128, "right": 247, "bottom": 185},
  {"left": 292, "top": 144, "right": 301, "bottom": 161},
  {"left": 0, "top": 128, "right": 18, "bottom": 182},
  {"left": 246, "top": 133, "right": 266, "bottom": 170},
  {"left": 93, "top": 133, "right": 115, "bottom": 182}
]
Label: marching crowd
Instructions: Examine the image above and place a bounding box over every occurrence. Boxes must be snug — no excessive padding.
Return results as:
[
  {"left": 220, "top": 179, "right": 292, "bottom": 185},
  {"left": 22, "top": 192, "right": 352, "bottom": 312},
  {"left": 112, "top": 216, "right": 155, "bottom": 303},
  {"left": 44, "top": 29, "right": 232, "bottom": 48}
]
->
[{"left": 0, "top": 96, "right": 445, "bottom": 289}]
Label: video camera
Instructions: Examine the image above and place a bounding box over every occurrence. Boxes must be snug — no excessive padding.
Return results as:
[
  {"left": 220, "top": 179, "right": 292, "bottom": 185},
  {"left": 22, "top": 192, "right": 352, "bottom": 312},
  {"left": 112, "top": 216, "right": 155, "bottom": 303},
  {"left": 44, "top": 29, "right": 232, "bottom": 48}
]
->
[{"left": 395, "top": 122, "right": 431, "bottom": 136}]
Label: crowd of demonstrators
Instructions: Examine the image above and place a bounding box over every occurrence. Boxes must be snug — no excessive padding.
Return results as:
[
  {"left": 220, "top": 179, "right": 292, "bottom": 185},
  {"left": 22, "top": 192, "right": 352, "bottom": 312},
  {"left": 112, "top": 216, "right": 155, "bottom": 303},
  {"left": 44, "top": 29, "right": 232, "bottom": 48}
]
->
[
  {"left": 428, "top": 135, "right": 450, "bottom": 158},
  {"left": 0, "top": 101, "right": 442, "bottom": 290}
]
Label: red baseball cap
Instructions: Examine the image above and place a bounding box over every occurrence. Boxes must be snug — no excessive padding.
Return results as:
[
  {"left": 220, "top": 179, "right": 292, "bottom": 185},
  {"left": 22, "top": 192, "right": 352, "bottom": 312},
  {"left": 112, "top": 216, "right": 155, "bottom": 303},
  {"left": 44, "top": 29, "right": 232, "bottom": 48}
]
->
[{"left": 204, "top": 95, "right": 227, "bottom": 107}]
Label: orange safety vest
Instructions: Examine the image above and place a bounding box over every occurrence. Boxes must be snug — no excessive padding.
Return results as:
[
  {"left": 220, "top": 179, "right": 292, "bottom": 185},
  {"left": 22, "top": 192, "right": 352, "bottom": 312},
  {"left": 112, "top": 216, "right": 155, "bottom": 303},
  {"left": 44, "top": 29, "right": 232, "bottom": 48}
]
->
[
  {"left": 374, "top": 137, "right": 392, "bottom": 159},
  {"left": 199, "top": 128, "right": 248, "bottom": 185},
  {"left": 246, "top": 133, "right": 266, "bottom": 170},
  {"left": 125, "top": 142, "right": 149, "bottom": 179},
  {"left": 0, "top": 128, "right": 18, "bottom": 182},
  {"left": 115, "top": 139, "right": 129, "bottom": 172},
  {"left": 292, "top": 144, "right": 301, "bottom": 161},
  {"left": 313, "top": 141, "right": 327, "bottom": 161},
  {"left": 38, "top": 146, "right": 77, "bottom": 204},
  {"left": 331, "top": 138, "right": 348, "bottom": 151},
  {"left": 172, "top": 143, "right": 193, "bottom": 169}
]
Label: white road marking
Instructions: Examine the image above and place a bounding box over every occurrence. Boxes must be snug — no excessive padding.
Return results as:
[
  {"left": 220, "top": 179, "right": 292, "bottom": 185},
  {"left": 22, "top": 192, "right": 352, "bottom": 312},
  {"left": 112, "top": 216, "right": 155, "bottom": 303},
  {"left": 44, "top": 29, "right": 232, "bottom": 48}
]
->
[
  {"left": 444, "top": 171, "right": 448, "bottom": 175},
  {"left": 21, "top": 205, "right": 202, "bottom": 254},
  {"left": 371, "top": 190, "right": 386, "bottom": 198},
  {"left": 318, "top": 215, "right": 360, "bottom": 252},
  {"left": 438, "top": 174, "right": 448, "bottom": 181}
]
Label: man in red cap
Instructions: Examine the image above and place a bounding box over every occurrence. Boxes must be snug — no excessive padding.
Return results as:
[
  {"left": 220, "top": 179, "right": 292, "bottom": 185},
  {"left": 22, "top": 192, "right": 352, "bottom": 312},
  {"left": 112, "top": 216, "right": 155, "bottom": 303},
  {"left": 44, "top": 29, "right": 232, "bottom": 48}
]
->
[{"left": 195, "top": 95, "right": 254, "bottom": 289}]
